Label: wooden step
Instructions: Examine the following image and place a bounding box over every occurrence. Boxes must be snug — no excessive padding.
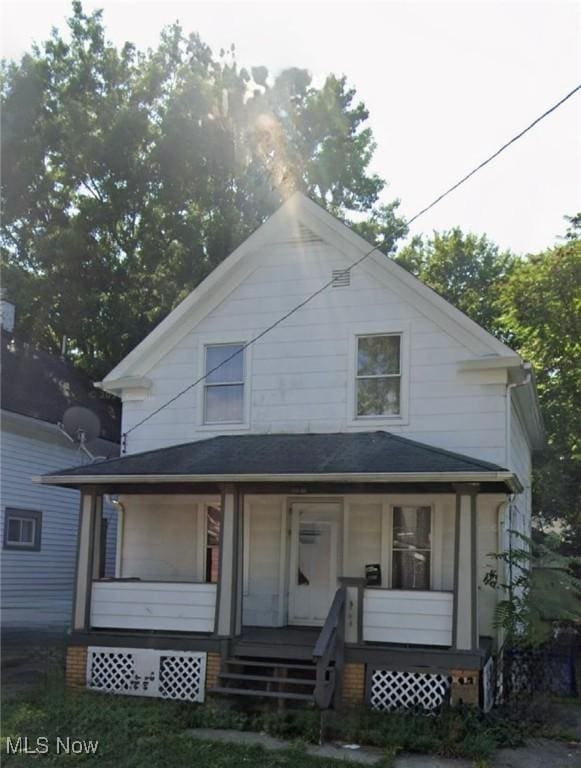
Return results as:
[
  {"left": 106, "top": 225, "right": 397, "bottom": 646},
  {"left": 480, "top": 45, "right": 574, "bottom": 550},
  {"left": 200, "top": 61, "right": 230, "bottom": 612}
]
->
[
  {"left": 225, "top": 658, "right": 315, "bottom": 672},
  {"left": 219, "top": 672, "right": 316, "bottom": 687},
  {"left": 209, "top": 686, "right": 314, "bottom": 701}
]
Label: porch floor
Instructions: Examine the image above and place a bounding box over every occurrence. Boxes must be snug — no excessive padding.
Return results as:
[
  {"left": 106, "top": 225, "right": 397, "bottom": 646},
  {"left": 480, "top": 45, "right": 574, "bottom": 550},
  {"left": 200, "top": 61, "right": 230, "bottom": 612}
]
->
[{"left": 234, "top": 626, "right": 319, "bottom": 660}]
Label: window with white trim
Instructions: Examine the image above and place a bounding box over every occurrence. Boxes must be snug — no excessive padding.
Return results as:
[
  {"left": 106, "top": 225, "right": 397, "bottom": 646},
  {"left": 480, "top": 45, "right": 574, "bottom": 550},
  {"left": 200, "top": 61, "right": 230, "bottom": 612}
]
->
[
  {"left": 3, "top": 508, "right": 42, "bottom": 551},
  {"left": 392, "top": 505, "right": 431, "bottom": 590},
  {"left": 356, "top": 334, "right": 401, "bottom": 417},
  {"left": 203, "top": 343, "right": 244, "bottom": 424}
]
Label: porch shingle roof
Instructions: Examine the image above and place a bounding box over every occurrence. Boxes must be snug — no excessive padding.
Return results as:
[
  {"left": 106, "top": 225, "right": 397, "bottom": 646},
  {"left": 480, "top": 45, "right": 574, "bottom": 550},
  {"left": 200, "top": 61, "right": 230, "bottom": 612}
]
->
[{"left": 42, "top": 431, "right": 509, "bottom": 481}]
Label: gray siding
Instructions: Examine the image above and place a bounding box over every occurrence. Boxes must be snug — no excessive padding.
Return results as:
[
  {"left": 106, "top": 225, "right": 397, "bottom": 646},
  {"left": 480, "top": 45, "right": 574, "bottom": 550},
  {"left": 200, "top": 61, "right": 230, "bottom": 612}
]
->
[{"left": 1, "top": 416, "right": 117, "bottom": 628}]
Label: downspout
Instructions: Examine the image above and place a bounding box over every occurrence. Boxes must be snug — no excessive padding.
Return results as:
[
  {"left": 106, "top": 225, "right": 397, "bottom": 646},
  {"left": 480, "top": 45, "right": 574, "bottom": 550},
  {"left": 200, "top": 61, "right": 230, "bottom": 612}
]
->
[{"left": 505, "top": 363, "right": 532, "bottom": 470}]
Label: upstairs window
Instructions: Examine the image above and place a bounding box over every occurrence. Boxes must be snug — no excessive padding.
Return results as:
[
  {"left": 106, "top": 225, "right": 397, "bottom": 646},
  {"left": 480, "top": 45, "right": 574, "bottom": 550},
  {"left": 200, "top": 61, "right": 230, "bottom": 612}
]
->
[
  {"left": 392, "top": 505, "right": 431, "bottom": 590},
  {"left": 356, "top": 334, "right": 401, "bottom": 417},
  {"left": 4, "top": 509, "right": 42, "bottom": 551},
  {"left": 203, "top": 343, "right": 244, "bottom": 424}
]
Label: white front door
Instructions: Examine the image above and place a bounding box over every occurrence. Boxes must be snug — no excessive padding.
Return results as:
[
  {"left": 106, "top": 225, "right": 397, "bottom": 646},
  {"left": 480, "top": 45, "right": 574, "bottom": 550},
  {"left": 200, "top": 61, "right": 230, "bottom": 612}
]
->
[{"left": 288, "top": 501, "right": 341, "bottom": 626}]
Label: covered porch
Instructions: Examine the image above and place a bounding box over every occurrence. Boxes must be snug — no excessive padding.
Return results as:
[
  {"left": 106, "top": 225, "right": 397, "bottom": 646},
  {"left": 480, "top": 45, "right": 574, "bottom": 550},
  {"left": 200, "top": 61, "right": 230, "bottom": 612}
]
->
[{"left": 38, "top": 431, "right": 520, "bottom": 708}]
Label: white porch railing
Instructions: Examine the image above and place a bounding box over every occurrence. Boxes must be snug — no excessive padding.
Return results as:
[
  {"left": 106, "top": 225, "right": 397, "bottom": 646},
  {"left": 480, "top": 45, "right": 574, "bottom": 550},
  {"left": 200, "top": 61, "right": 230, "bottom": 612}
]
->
[
  {"left": 363, "top": 588, "right": 453, "bottom": 646},
  {"left": 90, "top": 581, "right": 217, "bottom": 633}
]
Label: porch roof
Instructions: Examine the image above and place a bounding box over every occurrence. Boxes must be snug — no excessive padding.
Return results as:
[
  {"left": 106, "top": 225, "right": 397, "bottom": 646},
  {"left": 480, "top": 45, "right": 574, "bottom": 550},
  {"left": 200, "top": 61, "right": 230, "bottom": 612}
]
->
[{"left": 36, "top": 431, "right": 521, "bottom": 492}]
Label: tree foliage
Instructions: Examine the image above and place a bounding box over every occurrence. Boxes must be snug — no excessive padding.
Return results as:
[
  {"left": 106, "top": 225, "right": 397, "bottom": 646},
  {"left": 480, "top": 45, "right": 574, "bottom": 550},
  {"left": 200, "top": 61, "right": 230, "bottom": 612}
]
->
[
  {"left": 1, "top": 1, "right": 406, "bottom": 378},
  {"left": 395, "top": 227, "right": 516, "bottom": 334},
  {"left": 396, "top": 220, "right": 581, "bottom": 542},
  {"left": 484, "top": 530, "right": 581, "bottom": 649},
  {"left": 497, "top": 229, "right": 581, "bottom": 538}
]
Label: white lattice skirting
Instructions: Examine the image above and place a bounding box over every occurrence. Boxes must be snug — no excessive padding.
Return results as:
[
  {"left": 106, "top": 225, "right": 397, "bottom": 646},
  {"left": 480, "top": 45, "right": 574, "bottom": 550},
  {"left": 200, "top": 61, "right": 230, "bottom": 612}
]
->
[
  {"left": 370, "top": 669, "right": 451, "bottom": 712},
  {"left": 86, "top": 647, "right": 206, "bottom": 702}
]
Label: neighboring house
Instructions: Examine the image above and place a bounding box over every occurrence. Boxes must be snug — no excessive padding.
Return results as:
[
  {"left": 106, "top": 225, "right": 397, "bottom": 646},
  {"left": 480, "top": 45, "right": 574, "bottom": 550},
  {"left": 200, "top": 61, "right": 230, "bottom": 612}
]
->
[
  {"left": 1, "top": 306, "right": 121, "bottom": 630},
  {"left": 39, "top": 194, "right": 543, "bottom": 711}
]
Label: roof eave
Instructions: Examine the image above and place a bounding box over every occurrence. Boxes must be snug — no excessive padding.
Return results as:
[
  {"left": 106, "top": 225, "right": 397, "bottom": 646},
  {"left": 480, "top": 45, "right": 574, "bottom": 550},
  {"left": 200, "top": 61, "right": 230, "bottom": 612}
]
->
[{"left": 34, "top": 470, "right": 522, "bottom": 493}]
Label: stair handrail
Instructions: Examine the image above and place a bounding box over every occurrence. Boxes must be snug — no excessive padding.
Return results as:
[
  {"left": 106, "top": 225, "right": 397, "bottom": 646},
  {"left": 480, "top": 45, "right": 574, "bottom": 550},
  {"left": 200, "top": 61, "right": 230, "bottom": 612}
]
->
[{"left": 312, "top": 584, "right": 346, "bottom": 709}]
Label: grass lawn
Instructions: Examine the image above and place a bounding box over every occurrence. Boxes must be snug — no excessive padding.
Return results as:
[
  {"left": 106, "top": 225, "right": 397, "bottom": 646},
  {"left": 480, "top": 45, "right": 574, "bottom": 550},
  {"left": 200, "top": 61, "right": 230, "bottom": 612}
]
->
[
  {"left": 2, "top": 670, "right": 578, "bottom": 767},
  {"left": 1, "top": 679, "right": 344, "bottom": 768}
]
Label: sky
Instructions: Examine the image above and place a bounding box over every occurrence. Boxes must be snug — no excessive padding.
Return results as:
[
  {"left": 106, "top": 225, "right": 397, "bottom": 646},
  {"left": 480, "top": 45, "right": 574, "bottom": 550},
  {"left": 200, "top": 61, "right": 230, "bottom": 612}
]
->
[{"left": 2, "top": 0, "right": 580, "bottom": 255}]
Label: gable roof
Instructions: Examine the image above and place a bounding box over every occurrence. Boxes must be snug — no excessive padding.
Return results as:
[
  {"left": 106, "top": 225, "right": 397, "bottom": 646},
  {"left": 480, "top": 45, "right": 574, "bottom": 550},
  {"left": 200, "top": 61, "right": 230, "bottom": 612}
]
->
[
  {"left": 1, "top": 330, "right": 121, "bottom": 444},
  {"left": 37, "top": 430, "right": 521, "bottom": 493},
  {"left": 100, "top": 192, "right": 519, "bottom": 390}
]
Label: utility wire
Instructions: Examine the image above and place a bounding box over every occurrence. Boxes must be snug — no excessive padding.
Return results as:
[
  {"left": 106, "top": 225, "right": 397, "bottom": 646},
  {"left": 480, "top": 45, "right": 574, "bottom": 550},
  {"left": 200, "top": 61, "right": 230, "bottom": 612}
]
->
[{"left": 122, "top": 83, "right": 581, "bottom": 450}]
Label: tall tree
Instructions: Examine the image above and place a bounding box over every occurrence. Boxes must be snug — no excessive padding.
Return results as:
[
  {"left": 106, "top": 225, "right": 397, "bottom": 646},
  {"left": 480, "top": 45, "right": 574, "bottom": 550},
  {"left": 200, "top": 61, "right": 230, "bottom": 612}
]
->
[
  {"left": 497, "top": 223, "right": 581, "bottom": 540},
  {"left": 1, "top": 2, "right": 406, "bottom": 378},
  {"left": 395, "top": 221, "right": 581, "bottom": 544},
  {"left": 395, "top": 228, "right": 516, "bottom": 334}
]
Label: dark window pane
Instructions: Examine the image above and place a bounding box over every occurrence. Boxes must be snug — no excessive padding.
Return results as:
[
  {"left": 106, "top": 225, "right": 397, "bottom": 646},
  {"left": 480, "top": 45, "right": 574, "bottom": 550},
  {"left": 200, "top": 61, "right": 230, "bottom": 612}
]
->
[
  {"left": 204, "top": 384, "right": 244, "bottom": 422},
  {"left": 205, "top": 345, "right": 243, "bottom": 383},
  {"left": 7, "top": 518, "right": 21, "bottom": 542},
  {"left": 357, "top": 336, "right": 400, "bottom": 376},
  {"left": 393, "top": 506, "right": 431, "bottom": 549},
  {"left": 392, "top": 550, "right": 431, "bottom": 590},
  {"left": 206, "top": 506, "right": 221, "bottom": 547},
  {"left": 206, "top": 547, "right": 220, "bottom": 583},
  {"left": 357, "top": 378, "right": 400, "bottom": 416},
  {"left": 20, "top": 520, "right": 34, "bottom": 543}
]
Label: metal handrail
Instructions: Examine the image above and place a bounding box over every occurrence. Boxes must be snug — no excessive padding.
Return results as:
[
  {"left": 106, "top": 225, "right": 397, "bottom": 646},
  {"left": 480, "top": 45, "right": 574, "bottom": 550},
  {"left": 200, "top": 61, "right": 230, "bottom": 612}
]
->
[{"left": 313, "top": 585, "right": 346, "bottom": 709}]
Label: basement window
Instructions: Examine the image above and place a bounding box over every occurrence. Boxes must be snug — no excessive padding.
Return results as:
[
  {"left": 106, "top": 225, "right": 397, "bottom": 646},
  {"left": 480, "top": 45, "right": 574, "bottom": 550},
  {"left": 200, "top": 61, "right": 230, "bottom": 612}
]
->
[{"left": 4, "top": 508, "right": 42, "bottom": 551}]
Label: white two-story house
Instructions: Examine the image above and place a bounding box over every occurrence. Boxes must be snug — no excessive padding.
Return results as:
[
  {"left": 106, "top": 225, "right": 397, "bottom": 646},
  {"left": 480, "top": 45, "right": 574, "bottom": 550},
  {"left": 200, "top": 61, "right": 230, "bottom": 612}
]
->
[{"left": 38, "top": 193, "right": 543, "bottom": 712}]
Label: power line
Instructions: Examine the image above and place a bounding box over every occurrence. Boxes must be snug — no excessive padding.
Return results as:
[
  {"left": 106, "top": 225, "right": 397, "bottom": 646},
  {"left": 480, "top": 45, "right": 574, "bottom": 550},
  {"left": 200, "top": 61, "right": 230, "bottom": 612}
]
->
[
  {"left": 406, "top": 83, "right": 581, "bottom": 226},
  {"left": 122, "top": 83, "right": 581, "bottom": 450}
]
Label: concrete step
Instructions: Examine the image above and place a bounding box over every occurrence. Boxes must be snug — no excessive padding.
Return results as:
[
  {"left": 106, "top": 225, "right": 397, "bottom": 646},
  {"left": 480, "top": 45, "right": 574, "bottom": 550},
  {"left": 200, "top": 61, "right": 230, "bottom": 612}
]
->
[
  {"left": 219, "top": 671, "right": 316, "bottom": 687},
  {"left": 209, "top": 686, "right": 314, "bottom": 702},
  {"left": 225, "top": 658, "right": 316, "bottom": 672}
]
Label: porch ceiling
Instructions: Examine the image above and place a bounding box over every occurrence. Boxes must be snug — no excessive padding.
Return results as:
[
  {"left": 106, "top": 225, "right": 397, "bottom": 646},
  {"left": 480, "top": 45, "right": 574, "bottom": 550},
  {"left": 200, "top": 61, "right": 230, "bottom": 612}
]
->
[{"left": 35, "top": 431, "right": 522, "bottom": 493}]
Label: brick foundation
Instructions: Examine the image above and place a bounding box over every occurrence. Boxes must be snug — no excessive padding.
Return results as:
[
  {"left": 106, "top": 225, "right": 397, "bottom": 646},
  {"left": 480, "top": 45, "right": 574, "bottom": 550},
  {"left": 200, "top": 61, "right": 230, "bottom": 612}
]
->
[
  {"left": 449, "top": 668, "right": 480, "bottom": 706},
  {"left": 205, "top": 652, "right": 221, "bottom": 692},
  {"left": 65, "top": 645, "right": 88, "bottom": 690},
  {"left": 342, "top": 662, "right": 365, "bottom": 705}
]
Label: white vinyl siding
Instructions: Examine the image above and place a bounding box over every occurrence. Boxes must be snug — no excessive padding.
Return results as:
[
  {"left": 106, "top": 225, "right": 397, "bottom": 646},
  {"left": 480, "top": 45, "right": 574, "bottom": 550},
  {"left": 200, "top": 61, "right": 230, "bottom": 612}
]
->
[
  {"left": 242, "top": 496, "right": 285, "bottom": 627},
  {"left": 121, "top": 238, "right": 508, "bottom": 469},
  {"left": 90, "top": 581, "right": 216, "bottom": 632},
  {"left": 363, "top": 589, "right": 453, "bottom": 645}
]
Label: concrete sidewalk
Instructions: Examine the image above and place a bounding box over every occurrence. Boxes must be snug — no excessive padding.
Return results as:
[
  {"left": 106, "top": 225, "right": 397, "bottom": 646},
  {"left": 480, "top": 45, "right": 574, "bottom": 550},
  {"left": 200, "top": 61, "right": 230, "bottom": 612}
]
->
[{"left": 186, "top": 728, "right": 581, "bottom": 767}]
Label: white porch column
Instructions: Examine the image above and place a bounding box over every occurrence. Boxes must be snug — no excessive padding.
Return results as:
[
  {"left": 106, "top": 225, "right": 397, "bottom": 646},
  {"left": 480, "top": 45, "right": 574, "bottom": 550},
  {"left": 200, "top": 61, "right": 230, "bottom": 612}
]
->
[
  {"left": 216, "top": 485, "right": 242, "bottom": 636},
  {"left": 453, "top": 484, "right": 479, "bottom": 651},
  {"left": 72, "top": 491, "right": 102, "bottom": 631}
]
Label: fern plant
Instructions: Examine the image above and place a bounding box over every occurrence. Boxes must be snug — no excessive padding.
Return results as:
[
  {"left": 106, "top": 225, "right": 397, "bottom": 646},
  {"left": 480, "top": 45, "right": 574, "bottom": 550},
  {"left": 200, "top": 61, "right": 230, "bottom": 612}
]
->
[{"left": 484, "top": 529, "right": 581, "bottom": 649}]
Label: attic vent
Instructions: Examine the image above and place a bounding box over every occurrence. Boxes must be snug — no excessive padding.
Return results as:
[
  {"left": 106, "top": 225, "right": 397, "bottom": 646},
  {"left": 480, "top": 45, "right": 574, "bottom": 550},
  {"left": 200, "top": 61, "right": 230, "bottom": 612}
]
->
[
  {"left": 285, "top": 224, "right": 324, "bottom": 245},
  {"left": 331, "top": 269, "right": 351, "bottom": 287}
]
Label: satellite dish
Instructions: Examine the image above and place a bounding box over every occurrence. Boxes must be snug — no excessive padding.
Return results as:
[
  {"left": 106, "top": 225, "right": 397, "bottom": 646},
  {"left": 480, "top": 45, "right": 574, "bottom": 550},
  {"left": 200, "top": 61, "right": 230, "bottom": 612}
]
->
[{"left": 62, "top": 406, "right": 101, "bottom": 445}]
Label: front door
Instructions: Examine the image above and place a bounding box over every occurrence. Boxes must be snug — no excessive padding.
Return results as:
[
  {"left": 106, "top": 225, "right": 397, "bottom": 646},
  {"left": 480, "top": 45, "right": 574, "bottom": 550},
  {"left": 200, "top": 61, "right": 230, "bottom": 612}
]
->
[{"left": 288, "top": 501, "right": 341, "bottom": 626}]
